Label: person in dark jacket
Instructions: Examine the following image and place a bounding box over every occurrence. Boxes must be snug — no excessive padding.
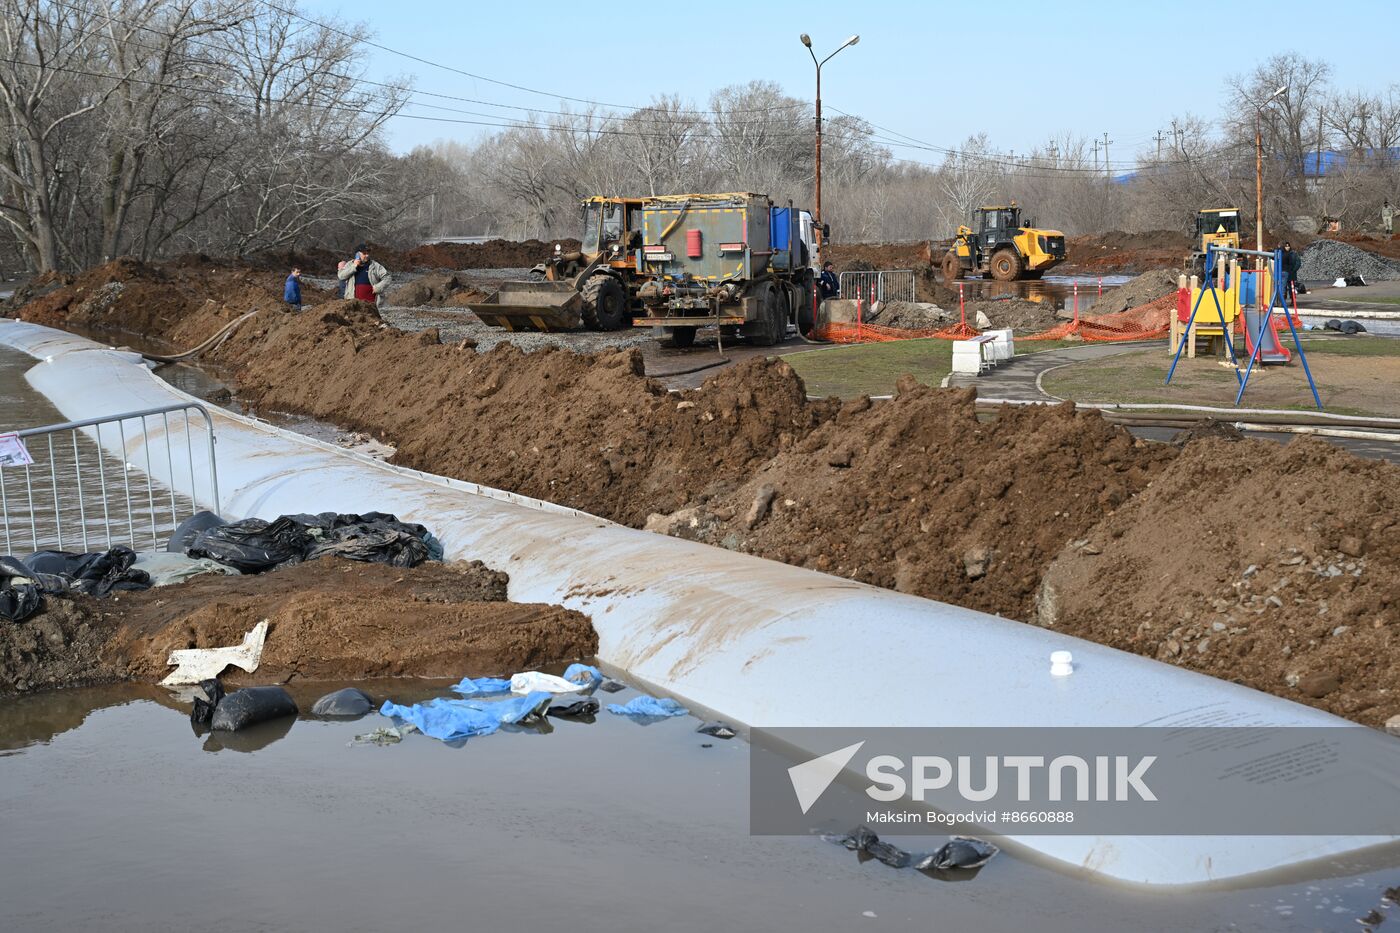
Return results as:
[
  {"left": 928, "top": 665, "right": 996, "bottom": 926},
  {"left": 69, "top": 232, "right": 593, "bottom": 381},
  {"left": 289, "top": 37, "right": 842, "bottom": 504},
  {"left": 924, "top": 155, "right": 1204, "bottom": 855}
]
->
[
  {"left": 283, "top": 267, "right": 302, "bottom": 312},
  {"left": 1280, "top": 242, "right": 1304, "bottom": 297},
  {"left": 818, "top": 261, "right": 840, "bottom": 299}
]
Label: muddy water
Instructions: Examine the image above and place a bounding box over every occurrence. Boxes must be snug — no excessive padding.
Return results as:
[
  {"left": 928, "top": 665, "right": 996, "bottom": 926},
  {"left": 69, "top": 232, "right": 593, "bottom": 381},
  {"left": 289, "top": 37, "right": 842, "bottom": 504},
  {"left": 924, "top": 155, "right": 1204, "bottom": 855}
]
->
[
  {"left": 0, "top": 347, "right": 197, "bottom": 553},
  {"left": 3, "top": 681, "right": 1399, "bottom": 932},
  {"left": 949, "top": 273, "right": 1131, "bottom": 313}
]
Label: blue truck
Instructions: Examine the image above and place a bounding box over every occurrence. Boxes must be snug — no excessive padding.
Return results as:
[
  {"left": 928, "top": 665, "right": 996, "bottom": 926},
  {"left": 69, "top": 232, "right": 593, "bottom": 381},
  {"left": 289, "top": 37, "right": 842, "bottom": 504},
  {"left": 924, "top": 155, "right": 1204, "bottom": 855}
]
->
[{"left": 632, "top": 192, "right": 822, "bottom": 348}]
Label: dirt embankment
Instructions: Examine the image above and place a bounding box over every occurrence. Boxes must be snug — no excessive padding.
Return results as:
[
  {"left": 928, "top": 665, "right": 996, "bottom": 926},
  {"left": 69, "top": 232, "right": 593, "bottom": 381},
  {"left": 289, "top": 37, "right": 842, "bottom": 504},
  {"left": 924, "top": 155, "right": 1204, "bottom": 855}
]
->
[
  {"left": 386, "top": 271, "right": 490, "bottom": 308},
  {"left": 648, "top": 384, "right": 1172, "bottom": 620},
  {"left": 1061, "top": 231, "right": 1192, "bottom": 275},
  {"left": 11, "top": 255, "right": 1400, "bottom": 725},
  {"left": 1038, "top": 437, "right": 1400, "bottom": 727},
  {"left": 0, "top": 559, "right": 597, "bottom": 696}
]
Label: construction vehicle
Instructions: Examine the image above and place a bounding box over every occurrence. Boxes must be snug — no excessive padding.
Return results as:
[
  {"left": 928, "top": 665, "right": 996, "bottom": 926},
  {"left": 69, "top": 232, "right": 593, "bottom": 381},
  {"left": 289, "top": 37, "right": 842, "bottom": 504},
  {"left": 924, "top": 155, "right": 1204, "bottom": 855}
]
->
[
  {"left": 469, "top": 196, "right": 647, "bottom": 331},
  {"left": 1187, "top": 207, "right": 1241, "bottom": 277},
  {"left": 632, "top": 192, "right": 820, "bottom": 348},
  {"left": 940, "top": 202, "right": 1066, "bottom": 282}
]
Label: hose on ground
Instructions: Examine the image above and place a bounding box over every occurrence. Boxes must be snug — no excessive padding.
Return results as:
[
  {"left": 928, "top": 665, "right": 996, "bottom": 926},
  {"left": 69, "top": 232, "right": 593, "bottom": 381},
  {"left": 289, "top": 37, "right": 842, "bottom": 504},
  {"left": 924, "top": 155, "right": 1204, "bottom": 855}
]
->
[{"left": 139, "top": 308, "right": 260, "bottom": 364}]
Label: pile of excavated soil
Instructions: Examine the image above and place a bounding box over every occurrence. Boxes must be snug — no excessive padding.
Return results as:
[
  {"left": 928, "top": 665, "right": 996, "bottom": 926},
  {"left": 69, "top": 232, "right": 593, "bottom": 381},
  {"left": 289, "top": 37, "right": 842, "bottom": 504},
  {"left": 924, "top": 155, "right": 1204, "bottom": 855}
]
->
[
  {"left": 1037, "top": 437, "right": 1400, "bottom": 726},
  {"left": 965, "top": 297, "right": 1062, "bottom": 334},
  {"left": 206, "top": 303, "right": 835, "bottom": 527},
  {"left": 0, "top": 558, "right": 596, "bottom": 695},
  {"left": 7, "top": 257, "right": 333, "bottom": 343},
  {"left": 386, "top": 271, "right": 490, "bottom": 308},
  {"left": 824, "top": 242, "right": 941, "bottom": 302},
  {"left": 1086, "top": 268, "right": 1180, "bottom": 316},
  {"left": 1061, "top": 231, "right": 1191, "bottom": 274},
  {"left": 868, "top": 301, "right": 950, "bottom": 329},
  {"left": 650, "top": 384, "right": 1174, "bottom": 620}
]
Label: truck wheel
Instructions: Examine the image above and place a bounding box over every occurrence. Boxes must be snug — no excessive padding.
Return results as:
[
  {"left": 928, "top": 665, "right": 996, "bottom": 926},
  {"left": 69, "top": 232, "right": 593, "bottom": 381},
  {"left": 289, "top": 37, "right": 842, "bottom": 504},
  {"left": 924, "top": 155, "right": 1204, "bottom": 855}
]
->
[
  {"left": 989, "top": 249, "right": 1024, "bottom": 281},
  {"left": 743, "top": 283, "right": 782, "bottom": 347},
  {"left": 581, "top": 275, "right": 629, "bottom": 330},
  {"left": 796, "top": 272, "right": 816, "bottom": 334},
  {"left": 663, "top": 326, "right": 697, "bottom": 349},
  {"left": 942, "top": 251, "right": 964, "bottom": 282}
]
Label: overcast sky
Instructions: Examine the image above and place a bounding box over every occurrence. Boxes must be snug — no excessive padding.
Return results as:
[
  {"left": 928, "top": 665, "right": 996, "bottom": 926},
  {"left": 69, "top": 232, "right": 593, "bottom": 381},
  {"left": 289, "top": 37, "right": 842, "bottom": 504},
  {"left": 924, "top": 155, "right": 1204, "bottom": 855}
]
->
[{"left": 300, "top": 0, "right": 1398, "bottom": 166}]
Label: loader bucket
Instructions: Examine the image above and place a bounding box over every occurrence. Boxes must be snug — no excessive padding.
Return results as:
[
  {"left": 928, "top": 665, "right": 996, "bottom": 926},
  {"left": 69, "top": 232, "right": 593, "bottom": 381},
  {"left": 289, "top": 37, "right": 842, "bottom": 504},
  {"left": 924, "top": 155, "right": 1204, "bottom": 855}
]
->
[{"left": 466, "top": 280, "right": 585, "bottom": 332}]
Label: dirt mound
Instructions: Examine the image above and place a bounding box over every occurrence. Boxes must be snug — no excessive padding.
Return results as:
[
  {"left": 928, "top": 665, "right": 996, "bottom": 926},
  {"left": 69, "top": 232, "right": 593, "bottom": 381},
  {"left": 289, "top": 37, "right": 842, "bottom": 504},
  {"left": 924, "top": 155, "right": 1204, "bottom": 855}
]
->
[
  {"left": 1037, "top": 437, "right": 1400, "bottom": 726},
  {"left": 203, "top": 304, "right": 837, "bottom": 526},
  {"left": 0, "top": 558, "right": 596, "bottom": 696},
  {"left": 395, "top": 239, "right": 579, "bottom": 271},
  {"left": 654, "top": 386, "right": 1172, "bottom": 620},
  {"left": 1088, "top": 268, "right": 1180, "bottom": 316},
  {"left": 11, "top": 256, "right": 336, "bottom": 343},
  {"left": 965, "top": 297, "right": 1062, "bottom": 333},
  {"left": 1062, "top": 231, "right": 1190, "bottom": 274},
  {"left": 869, "top": 301, "right": 951, "bottom": 329},
  {"left": 824, "top": 243, "right": 941, "bottom": 301},
  {"left": 387, "top": 272, "right": 489, "bottom": 307}
]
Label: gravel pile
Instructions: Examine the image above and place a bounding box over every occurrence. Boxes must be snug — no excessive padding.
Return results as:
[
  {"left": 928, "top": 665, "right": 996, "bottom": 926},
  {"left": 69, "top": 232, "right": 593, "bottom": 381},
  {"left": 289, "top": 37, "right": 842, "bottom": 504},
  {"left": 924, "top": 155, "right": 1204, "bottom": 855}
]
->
[{"left": 1298, "top": 240, "right": 1400, "bottom": 282}]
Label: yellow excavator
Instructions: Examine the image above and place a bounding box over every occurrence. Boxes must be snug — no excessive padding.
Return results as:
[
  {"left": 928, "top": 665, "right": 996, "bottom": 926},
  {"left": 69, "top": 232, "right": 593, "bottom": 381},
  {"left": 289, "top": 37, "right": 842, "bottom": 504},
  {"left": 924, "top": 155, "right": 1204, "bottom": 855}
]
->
[{"left": 940, "top": 202, "right": 1066, "bottom": 281}]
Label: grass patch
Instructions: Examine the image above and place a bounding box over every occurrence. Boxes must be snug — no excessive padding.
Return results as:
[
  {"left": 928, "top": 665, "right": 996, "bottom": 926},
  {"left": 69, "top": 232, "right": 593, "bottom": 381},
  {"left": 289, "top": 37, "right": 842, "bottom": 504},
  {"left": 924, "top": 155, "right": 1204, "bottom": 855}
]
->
[
  {"left": 785, "top": 337, "right": 1082, "bottom": 398},
  {"left": 1296, "top": 336, "right": 1400, "bottom": 357}
]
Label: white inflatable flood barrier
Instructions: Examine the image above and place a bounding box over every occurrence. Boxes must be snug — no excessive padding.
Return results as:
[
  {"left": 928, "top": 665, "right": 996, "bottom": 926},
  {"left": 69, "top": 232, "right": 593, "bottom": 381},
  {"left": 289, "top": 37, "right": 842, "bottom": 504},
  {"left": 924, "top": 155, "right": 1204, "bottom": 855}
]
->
[{"left": 1, "top": 319, "right": 1391, "bottom": 886}]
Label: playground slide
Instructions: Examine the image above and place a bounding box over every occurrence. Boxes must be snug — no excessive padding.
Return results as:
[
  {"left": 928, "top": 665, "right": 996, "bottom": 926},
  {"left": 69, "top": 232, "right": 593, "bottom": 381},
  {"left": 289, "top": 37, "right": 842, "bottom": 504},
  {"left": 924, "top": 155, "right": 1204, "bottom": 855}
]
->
[{"left": 1242, "top": 305, "right": 1291, "bottom": 364}]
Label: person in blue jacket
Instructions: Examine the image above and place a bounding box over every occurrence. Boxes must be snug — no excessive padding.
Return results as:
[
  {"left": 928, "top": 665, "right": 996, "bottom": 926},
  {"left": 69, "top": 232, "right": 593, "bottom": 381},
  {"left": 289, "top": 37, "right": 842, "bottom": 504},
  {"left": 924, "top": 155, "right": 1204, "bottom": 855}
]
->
[
  {"left": 818, "top": 261, "right": 840, "bottom": 300},
  {"left": 283, "top": 267, "right": 302, "bottom": 312}
]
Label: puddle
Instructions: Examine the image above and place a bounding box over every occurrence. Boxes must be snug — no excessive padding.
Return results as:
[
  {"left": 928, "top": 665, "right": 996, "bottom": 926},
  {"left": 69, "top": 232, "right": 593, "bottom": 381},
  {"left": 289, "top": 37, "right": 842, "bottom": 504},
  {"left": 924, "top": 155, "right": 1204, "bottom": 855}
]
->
[
  {"left": 949, "top": 273, "right": 1131, "bottom": 313},
  {"left": 2, "top": 681, "right": 1399, "bottom": 931}
]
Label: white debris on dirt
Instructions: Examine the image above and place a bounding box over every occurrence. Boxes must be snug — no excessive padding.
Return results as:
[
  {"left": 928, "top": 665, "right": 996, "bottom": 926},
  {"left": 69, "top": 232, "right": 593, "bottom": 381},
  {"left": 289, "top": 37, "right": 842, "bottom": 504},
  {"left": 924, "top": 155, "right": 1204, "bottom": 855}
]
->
[{"left": 1298, "top": 240, "right": 1400, "bottom": 281}]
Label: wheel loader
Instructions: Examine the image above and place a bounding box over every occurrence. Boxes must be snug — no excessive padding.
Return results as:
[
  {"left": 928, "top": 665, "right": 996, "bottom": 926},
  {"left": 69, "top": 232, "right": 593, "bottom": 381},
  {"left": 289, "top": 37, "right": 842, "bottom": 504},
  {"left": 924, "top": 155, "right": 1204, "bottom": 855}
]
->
[
  {"left": 940, "top": 203, "right": 1066, "bottom": 282},
  {"left": 1186, "top": 207, "right": 1241, "bottom": 278},
  {"left": 468, "top": 196, "right": 647, "bottom": 331}
]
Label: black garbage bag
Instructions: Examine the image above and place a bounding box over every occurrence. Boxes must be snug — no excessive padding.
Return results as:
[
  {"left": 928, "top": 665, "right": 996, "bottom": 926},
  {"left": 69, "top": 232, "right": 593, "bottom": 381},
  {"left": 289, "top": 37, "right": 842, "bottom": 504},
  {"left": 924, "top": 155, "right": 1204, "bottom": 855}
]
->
[
  {"left": 0, "top": 555, "right": 47, "bottom": 622},
  {"left": 24, "top": 546, "right": 151, "bottom": 597},
  {"left": 187, "top": 516, "right": 316, "bottom": 573},
  {"left": 1340, "top": 320, "right": 1368, "bottom": 335},
  {"left": 1324, "top": 318, "right": 1343, "bottom": 331},
  {"left": 190, "top": 678, "right": 226, "bottom": 725},
  {"left": 915, "top": 836, "right": 1000, "bottom": 872},
  {"left": 166, "top": 511, "right": 227, "bottom": 553},
  {"left": 188, "top": 512, "right": 438, "bottom": 573},
  {"left": 310, "top": 687, "right": 374, "bottom": 717},
  {"left": 827, "top": 826, "right": 880, "bottom": 852},
  {"left": 867, "top": 839, "right": 912, "bottom": 869},
  {"left": 547, "top": 698, "right": 600, "bottom": 720},
  {"left": 210, "top": 685, "right": 299, "bottom": 732},
  {"left": 296, "top": 511, "right": 440, "bottom": 566}
]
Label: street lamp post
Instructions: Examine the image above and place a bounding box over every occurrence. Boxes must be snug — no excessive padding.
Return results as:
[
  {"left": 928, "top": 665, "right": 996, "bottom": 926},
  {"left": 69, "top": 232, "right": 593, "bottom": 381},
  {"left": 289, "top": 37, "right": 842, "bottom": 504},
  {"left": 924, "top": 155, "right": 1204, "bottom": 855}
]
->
[
  {"left": 1254, "top": 84, "right": 1289, "bottom": 257},
  {"left": 800, "top": 33, "right": 859, "bottom": 253}
]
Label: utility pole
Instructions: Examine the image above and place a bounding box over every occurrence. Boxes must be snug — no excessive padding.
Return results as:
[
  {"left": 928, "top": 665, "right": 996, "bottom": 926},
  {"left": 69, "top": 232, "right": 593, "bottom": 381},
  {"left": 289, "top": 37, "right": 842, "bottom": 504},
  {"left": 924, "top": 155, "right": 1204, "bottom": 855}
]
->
[
  {"left": 800, "top": 33, "right": 859, "bottom": 255},
  {"left": 1047, "top": 140, "right": 1058, "bottom": 167},
  {"left": 1102, "top": 131, "right": 1113, "bottom": 180},
  {"left": 1154, "top": 129, "right": 1167, "bottom": 161},
  {"left": 1091, "top": 138, "right": 1100, "bottom": 174},
  {"left": 1254, "top": 85, "right": 1289, "bottom": 256},
  {"left": 1171, "top": 119, "right": 1181, "bottom": 152}
]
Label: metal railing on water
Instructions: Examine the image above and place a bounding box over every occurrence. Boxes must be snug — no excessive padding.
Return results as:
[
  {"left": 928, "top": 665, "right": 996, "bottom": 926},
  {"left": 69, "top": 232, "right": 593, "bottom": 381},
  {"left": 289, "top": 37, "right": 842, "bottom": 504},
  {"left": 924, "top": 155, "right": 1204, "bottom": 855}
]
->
[
  {"left": 837, "top": 269, "right": 916, "bottom": 307},
  {"left": 1, "top": 403, "right": 219, "bottom": 554}
]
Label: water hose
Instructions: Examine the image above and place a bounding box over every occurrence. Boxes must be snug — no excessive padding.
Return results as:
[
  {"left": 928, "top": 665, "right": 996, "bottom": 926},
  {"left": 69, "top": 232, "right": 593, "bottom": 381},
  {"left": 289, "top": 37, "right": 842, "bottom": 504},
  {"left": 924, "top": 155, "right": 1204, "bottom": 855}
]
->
[{"left": 139, "top": 308, "right": 260, "bottom": 364}]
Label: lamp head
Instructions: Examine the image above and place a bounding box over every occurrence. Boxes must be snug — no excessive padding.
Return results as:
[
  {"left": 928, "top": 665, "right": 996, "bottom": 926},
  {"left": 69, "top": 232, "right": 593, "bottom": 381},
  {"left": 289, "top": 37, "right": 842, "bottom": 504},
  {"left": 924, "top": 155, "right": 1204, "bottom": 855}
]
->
[
  {"left": 800, "top": 33, "right": 812, "bottom": 47},
  {"left": 845, "top": 35, "right": 860, "bottom": 48}
]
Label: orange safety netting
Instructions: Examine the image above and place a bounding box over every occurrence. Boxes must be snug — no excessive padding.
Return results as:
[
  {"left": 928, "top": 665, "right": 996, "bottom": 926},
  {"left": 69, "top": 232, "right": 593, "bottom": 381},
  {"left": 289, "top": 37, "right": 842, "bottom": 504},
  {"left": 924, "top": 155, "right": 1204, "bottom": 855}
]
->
[{"left": 811, "top": 290, "right": 1182, "bottom": 345}]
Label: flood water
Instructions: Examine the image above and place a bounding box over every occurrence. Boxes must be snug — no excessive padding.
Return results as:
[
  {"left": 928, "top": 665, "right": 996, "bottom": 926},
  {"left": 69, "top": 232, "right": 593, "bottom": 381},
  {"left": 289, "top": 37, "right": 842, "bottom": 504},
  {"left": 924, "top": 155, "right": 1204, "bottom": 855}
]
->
[
  {"left": 5, "top": 331, "right": 1400, "bottom": 931},
  {"left": 948, "top": 273, "right": 1132, "bottom": 314},
  {"left": 4, "top": 680, "right": 1400, "bottom": 932}
]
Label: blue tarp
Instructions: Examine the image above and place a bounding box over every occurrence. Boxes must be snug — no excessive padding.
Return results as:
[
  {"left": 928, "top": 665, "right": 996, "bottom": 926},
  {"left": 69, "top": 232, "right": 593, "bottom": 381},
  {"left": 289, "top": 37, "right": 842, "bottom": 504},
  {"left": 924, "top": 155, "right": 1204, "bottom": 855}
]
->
[
  {"left": 380, "top": 691, "right": 552, "bottom": 741},
  {"left": 451, "top": 675, "right": 512, "bottom": 697},
  {"left": 562, "top": 663, "right": 602, "bottom": 686},
  {"left": 607, "top": 696, "right": 688, "bottom": 719}
]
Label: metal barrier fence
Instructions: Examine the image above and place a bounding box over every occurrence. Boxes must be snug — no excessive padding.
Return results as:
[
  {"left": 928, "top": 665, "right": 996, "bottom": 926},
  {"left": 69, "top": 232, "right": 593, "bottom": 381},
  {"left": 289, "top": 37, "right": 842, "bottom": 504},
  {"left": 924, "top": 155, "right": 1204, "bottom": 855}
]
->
[
  {"left": 1, "top": 403, "right": 219, "bottom": 554},
  {"left": 837, "top": 270, "right": 916, "bottom": 306}
]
